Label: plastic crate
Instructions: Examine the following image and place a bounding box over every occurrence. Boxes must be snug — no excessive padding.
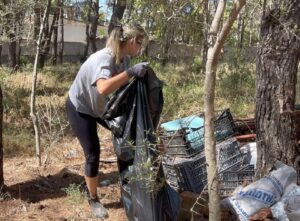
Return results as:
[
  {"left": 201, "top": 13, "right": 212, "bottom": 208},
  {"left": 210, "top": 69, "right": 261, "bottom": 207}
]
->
[
  {"left": 160, "top": 129, "right": 202, "bottom": 157},
  {"left": 162, "top": 152, "right": 207, "bottom": 193},
  {"left": 214, "top": 109, "right": 237, "bottom": 141},
  {"left": 217, "top": 138, "right": 245, "bottom": 173},
  {"left": 178, "top": 152, "right": 207, "bottom": 193},
  {"left": 218, "top": 168, "right": 255, "bottom": 197},
  {"left": 159, "top": 109, "right": 236, "bottom": 158},
  {"left": 160, "top": 115, "right": 205, "bottom": 157},
  {"left": 162, "top": 155, "right": 189, "bottom": 191},
  {"left": 162, "top": 163, "right": 183, "bottom": 191}
]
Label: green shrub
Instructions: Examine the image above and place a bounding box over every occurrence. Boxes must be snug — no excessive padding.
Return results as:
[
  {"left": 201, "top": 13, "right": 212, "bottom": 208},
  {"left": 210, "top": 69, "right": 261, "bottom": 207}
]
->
[{"left": 62, "top": 183, "right": 85, "bottom": 206}]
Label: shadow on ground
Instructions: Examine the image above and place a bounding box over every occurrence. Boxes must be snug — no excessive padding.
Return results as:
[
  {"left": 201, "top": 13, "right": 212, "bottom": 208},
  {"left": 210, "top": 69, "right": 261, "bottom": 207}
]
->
[{"left": 6, "top": 167, "right": 120, "bottom": 203}]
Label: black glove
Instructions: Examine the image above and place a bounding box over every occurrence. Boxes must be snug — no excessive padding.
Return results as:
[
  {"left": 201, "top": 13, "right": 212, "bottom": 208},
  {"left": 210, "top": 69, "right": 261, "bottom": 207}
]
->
[{"left": 126, "top": 62, "right": 149, "bottom": 78}]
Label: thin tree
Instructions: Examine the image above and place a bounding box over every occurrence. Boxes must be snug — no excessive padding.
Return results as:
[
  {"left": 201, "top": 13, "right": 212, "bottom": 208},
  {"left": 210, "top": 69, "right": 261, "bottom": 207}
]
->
[
  {"left": 201, "top": 0, "right": 209, "bottom": 72},
  {"left": 108, "top": 0, "right": 127, "bottom": 34},
  {"left": 3, "top": 0, "right": 17, "bottom": 70},
  {"left": 89, "top": 0, "right": 99, "bottom": 52},
  {"left": 0, "top": 85, "right": 3, "bottom": 188},
  {"left": 58, "top": 0, "right": 64, "bottom": 64},
  {"left": 0, "top": 45, "right": 2, "bottom": 66},
  {"left": 83, "top": 1, "right": 91, "bottom": 61},
  {"left": 203, "top": 0, "right": 246, "bottom": 220},
  {"left": 38, "top": 0, "right": 51, "bottom": 68},
  {"left": 33, "top": 1, "right": 41, "bottom": 40},
  {"left": 236, "top": 7, "right": 245, "bottom": 49},
  {"left": 255, "top": 0, "right": 300, "bottom": 177},
  {"left": 31, "top": 0, "right": 51, "bottom": 166},
  {"left": 52, "top": 0, "right": 60, "bottom": 65}
]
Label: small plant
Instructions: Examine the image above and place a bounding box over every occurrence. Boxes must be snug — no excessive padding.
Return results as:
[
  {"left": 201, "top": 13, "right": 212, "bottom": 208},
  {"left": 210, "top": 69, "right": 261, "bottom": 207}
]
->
[
  {"left": 126, "top": 130, "right": 166, "bottom": 193},
  {"left": 37, "top": 99, "right": 69, "bottom": 163},
  {"left": 62, "top": 183, "right": 85, "bottom": 206}
]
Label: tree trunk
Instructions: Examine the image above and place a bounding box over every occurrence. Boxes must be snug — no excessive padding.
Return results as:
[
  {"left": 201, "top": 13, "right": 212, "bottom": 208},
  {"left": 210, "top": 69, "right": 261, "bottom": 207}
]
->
[
  {"left": 236, "top": 7, "right": 245, "bottom": 49},
  {"left": 0, "top": 45, "right": 2, "bottom": 66},
  {"left": 8, "top": 33, "right": 17, "bottom": 70},
  {"left": 15, "top": 6, "right": 24, "bottom": 69},
  {"left": 38, "top": 0, "right": 51, "bottom": 68},
  {"left": 125, "top": 0, "right": 134, "bottom": 23},
  {"left": 44, "top": 2, "right": 59, "bottom": 65},
  {"left": 3, "top": 0, "right": 17, "bottom": 70},
  {"left": 34, "top": 4, "right": 41, "bottom": 40},
  {"left": 203, "top": 1, "right": 246, "bottom": 220},
  {"left": 161, "top": 21, "right": 174, "bottom": 66},
  {"left": 16, "top": 40, "right": 21, "bottom": 68},
  {"left": 255, "top": 0, "right": 300, "bottom": 178},
  {"left": 108, "top": 0, "right": 127, "bottom": 34},
  {"left": 0, "top": 85, "right": 3, "bottom": 188},
  {"left": 58, "top": 0, "right": 64, "bottom": 64},
  {"left": 89, "top": 0, "right": 99, "bottom": 53},
  {"left": 160, "top": 2, "right": 175, "bottom": 66},
  {"left": 201, "top": 0, "right": 209, "bottom": 73},
  {"left": 83, "top": 2, "right": 91, "bottom": 61},
  {"left": 52, "top": 1, "right": 59, "bottom": 65},
  {"left": 31, "top": 0, "right": 51, "bottom": 166}
]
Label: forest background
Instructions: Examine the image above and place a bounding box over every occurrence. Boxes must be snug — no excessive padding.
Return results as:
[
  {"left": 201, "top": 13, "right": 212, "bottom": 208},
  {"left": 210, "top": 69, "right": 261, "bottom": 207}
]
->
[{"left": 0, "top": 0, "right": 300, "bottom": 220}]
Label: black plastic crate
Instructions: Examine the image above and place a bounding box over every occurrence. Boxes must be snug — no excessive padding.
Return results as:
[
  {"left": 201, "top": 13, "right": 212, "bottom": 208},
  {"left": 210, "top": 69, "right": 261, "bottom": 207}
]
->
[
  {"left": 162, "top": 155, "right": 188, "bottom": 191},
  {"left": 160, "top": 129, "right": 202, "bottom": 157},
  {"left": 178, "top": 152, "right": 207, "bottom": 193},
  {"left": 162, "top": 152, "right": 207, "bottom": 193},
  {"left": 218, "top": 169, "right": 255, "bottom": 197},
  {"left": 217, "top": 138, "right": 246, "bottom": 173},
  {"left": 217, "top": 138, "right": 241, "bottom": 161},
  {"left": 214, "top": 109, "right": 237, "bottom": 141},
  {"left": 201, "top": 165, "right": 255, "bottom": 197}
]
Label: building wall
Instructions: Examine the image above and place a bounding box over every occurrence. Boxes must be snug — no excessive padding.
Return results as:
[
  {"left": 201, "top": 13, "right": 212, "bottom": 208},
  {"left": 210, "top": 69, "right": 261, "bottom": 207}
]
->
[
  {"left": 0, "top": 16, "right": 256, "bottom": 63},
  {"left": 0, "top": 39, "right": 203, "bottom": 63}
]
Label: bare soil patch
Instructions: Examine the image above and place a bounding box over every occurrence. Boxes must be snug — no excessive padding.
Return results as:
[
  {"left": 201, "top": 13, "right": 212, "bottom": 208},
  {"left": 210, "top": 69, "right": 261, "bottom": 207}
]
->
[{"left": 1, "top": 129, "right": 128, "bottom": 221}]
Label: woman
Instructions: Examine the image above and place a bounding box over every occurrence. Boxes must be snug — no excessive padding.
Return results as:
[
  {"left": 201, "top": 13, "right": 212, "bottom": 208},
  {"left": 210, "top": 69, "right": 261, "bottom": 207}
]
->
[{"left": 66, "top": 23, "right": 148, "bottom": 219}]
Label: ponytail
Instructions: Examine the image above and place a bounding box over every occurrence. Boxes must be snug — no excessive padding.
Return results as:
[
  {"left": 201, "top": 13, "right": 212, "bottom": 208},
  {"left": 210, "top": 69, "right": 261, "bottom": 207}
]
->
[
  {"left": 106, "top": 23, "right": 146, "bottom": 65},
  {"left": 106, "top": 26, "right": 124, "bottom": 64}
]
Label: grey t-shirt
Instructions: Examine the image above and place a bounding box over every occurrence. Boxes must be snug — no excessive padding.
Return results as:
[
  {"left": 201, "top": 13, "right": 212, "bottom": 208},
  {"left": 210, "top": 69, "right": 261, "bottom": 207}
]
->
[{"left": 69, "top": 48, "right": 130, "bottom": 118}]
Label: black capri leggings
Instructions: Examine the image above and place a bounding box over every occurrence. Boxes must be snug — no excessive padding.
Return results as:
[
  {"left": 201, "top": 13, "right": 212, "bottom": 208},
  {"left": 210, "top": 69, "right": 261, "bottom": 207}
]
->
[{"left": 66, "top": 97, "right": 108, "bottom": 177}]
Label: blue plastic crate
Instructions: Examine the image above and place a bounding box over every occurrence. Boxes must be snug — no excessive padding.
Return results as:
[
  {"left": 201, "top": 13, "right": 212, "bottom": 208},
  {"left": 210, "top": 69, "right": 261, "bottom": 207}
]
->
[{"left": 160, "top": 110, "right": 237, "bottom": 158}]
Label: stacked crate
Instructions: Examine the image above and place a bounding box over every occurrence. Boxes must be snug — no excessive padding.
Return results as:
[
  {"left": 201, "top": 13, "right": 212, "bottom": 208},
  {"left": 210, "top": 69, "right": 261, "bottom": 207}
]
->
[{"left": 160, "top": 109, "right": 256, "bottom": 196}]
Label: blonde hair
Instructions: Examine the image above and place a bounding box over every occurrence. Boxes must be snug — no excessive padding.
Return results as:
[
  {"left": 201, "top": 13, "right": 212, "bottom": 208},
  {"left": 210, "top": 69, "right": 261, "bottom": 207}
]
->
[{"left": 106, "top": 23, "right": 146, "bottom": 64}]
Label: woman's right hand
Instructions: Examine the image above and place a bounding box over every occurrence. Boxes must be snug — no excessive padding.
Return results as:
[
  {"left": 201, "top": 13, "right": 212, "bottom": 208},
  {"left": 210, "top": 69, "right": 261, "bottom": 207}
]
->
[{"left": 126, "top": 62, "right": 149, "bottom": 78}]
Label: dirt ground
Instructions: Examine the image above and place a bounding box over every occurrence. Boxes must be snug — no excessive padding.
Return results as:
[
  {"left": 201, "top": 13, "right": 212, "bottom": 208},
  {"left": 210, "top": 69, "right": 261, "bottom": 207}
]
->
[{"left": 1, "top": 129, "right": 128, "bottom": 221}]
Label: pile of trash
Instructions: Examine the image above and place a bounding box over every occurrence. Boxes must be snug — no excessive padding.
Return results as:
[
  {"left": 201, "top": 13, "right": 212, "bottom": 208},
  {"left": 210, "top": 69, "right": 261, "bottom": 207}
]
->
[
  {"left": 159, "top": 109, "right": 256, "bottom": 197},
  {"left": 159, "top": 109, "right": 300, "bottom": 221},
  {"left": 223, "top": 161, "right": 300, "bottom": 221}
]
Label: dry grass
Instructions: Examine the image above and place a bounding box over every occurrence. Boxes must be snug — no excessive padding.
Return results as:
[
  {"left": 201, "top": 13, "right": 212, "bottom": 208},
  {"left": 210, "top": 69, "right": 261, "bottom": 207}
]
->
[
  {"left": 0, "top": 60, "right": 258, "bottom": 221},
  {"left": 0, "top": 61, "right": 256, "bottom": 157}
]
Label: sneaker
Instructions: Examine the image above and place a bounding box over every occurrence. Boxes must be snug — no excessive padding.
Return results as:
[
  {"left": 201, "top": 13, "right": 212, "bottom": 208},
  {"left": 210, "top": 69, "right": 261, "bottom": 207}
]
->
[{"left": 88, "top": 196, "right": 108, "bottom": 219}]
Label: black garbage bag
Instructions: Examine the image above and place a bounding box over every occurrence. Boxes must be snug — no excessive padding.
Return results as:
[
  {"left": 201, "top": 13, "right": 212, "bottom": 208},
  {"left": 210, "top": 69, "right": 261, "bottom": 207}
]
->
[
  {"left": 103, "top": 79, "right": 138, "bottom": 161},
  {"left": 103, "top": 68, "right": 181, "bottom": 221}
]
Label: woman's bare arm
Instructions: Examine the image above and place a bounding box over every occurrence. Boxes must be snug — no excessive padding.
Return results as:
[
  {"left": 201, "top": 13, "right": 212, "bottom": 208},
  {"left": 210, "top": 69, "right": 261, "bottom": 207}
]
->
[{"left": 96, "top": 71, "right": 130, "bottom": 96}]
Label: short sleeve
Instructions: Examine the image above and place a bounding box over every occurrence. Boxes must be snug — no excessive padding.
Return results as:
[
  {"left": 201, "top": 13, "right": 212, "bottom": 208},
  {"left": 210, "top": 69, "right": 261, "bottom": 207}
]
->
[{"left": 91, "top": 52, "right": 114, "bottom": 86}]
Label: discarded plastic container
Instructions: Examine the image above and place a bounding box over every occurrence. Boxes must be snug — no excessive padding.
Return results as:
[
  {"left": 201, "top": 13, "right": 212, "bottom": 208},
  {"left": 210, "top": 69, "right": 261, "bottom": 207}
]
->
[
  {"left": 161, "top": 115, "right": 205, "bottom": 156},
  {"left": 159, "top": 129, "right": 199, "bottom": 157},
  {"left": 160, "top": 109, "right": 237, "bottom": 158},
  {"left": 162, "top": 152, "right": 207, "bottom": 193}
]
